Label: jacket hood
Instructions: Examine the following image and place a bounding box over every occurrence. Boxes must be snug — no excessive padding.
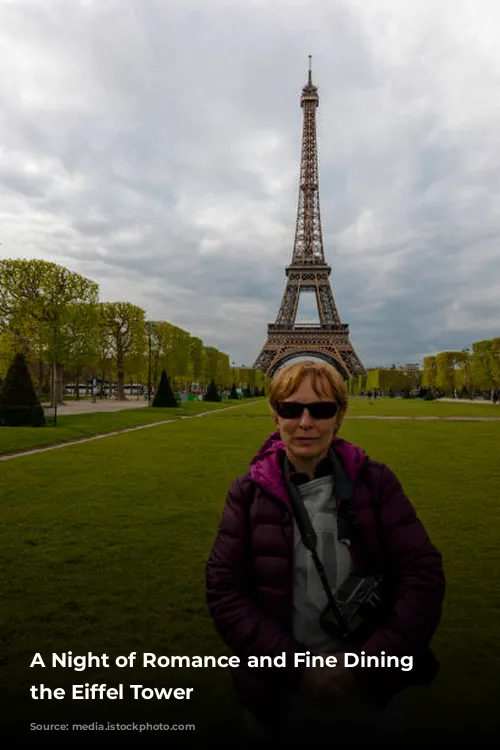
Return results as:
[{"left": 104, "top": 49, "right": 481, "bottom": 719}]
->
[{"left": 249, "top": 430, "right": 368, "bottom": 508}]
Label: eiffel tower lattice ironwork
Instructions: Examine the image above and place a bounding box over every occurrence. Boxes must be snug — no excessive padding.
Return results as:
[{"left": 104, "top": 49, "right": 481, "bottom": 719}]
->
[{"left": 254, "top": 59, "right": 365, "bottom": 379}]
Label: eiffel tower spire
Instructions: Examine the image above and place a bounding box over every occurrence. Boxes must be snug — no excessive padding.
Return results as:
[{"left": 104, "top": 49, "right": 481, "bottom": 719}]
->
[
  {"left": 254, "top": 62, "right": 365, "bottom": 379},
  {"left": 292, "top": 55, "right": 325, "bottom": 264}
]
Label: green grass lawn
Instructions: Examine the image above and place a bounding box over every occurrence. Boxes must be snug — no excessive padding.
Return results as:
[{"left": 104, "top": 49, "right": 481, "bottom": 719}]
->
[
  {"left": 345, "top": 395, "right": 500, "bottom": 418},
  {"left": 0, "top": 400, "right": 498, "bottom": 743},
  {"left": 0, "top": 398, "right": 261, "bottom": 455},
  {"left": 1, "top": 395, "right": 499, "bottom": 458}
]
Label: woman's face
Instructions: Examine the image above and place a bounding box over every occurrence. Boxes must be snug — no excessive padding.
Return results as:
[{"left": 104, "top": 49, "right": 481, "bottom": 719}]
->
[{"left": 275, "top": 375, "right": 338, "bottom": 475}]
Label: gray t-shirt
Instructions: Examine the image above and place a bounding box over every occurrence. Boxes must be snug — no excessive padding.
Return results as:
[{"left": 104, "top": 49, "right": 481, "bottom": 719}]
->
[
  {"left": 275, "top": 475, "right": 360, "bottom": 727},
  {"left": 292, "top": 475, "right": 354, "bottom": 653}
]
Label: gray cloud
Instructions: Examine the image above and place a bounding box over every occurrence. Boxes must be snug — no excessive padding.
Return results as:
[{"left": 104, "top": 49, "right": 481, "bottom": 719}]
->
[{"left": 1, "top": 0, "right": 499, "bottom": 368}]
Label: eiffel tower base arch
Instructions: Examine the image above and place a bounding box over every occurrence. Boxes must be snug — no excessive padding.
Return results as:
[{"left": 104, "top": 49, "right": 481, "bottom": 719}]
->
[{"left": 254, "top": 326, "right": 364, "bottom": 380}]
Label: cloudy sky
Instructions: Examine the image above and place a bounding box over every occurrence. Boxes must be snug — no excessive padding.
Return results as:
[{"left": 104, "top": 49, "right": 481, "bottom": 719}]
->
[{"left": 1, "top": 0, "right": 499, "bottom": 369}]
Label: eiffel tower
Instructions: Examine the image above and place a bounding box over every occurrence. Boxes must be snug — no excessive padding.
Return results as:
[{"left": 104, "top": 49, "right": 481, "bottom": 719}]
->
[{"left": 254, "top": 59, "right": 365, "bottom": 379}]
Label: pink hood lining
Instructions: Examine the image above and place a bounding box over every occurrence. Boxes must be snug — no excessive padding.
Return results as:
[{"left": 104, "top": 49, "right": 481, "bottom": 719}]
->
[{"left": 249, "top": 430, "right": 367, "bottom": 509}]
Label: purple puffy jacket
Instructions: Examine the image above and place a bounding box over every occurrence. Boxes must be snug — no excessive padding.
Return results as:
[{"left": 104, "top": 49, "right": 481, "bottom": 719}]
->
[{"left": 205, "top": 431, "right": 445, "bottom": 721}]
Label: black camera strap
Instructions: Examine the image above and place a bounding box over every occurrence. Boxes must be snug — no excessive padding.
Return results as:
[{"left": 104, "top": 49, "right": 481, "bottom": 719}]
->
[{"left": 283, "top": 448, "right": 356, "bottom": 640}]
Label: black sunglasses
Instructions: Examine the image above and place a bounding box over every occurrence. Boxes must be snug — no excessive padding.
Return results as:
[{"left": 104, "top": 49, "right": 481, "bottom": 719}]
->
[{"left": 275, "top": 401, "right": 338, "bottom": 420}]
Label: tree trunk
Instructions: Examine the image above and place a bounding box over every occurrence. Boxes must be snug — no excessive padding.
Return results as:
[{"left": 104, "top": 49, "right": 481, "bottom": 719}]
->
[
  {"left": 153, "top": 354, "right": 159, "bottom": 388},
  {"left": 117, "top": 370, "right": 125, "bottom": 399},
  {"left": 56, "top": 364, "right": 64, "bottom": 403},
  {"left": 51, "top": 363, "right": 64, "bottom": 404},
  {"left": 38, "top": 357, "right": 44, "bottom": 400},
  {"left": 117, "top": 355, "right": 125, "bottom": 399},
  {"left": 75, "top": 366, "right": 81, "bottom": 399}
]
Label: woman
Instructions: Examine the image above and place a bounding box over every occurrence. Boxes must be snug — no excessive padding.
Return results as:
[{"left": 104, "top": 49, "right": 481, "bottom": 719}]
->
[{"left": 206, "top": 360, "right": 445, "bottom": 745}]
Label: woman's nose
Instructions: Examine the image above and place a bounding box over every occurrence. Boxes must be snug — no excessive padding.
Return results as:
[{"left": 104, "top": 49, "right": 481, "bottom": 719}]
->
[{"left": 299, "top": 408, "right": 314, "bottom": 426}]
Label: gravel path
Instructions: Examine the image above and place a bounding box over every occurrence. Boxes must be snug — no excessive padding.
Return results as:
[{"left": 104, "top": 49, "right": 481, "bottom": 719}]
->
[{"left": 43, "top": 398, "right": 150, "bottom": 415}]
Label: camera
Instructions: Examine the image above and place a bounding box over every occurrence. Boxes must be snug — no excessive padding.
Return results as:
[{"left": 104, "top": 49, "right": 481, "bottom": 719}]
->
[{"left": 320, "top": 573, "right": 384, "bottom": 641}]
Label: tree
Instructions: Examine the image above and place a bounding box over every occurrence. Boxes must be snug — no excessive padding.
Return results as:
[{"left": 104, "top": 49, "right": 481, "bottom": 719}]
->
[
  {"left": 99, "top": 302, "right": 146, "bottom": 400},
  {"left": 189, "top": 337, "right": 205, "bottom": 385},
  {"left": 204, "top": 379, "right": 220, "bottom": 402},
  {"left": 0, "top": 330, "right": 21, "bottom": 381},
  {"left": 436, "top": 352, "right": 458, "bottom": 397},
  {"left": 0, "top": 353, "right": 45, "bottom": 426},
  {"left": 60, "top": 303, "right": 100, "bottom": 399},
  {"left": 172, "top": 326, "right": 191, "bottom": 389},
  {"left": 146, "top": 321, "right": 191, "bottom": 389},
  {"left": 152, "top": 369, "right": 178, "bottom": 408},
  {"left": 492, "top": 338, "right": 500, "bottom": 390},
  {"left": 246, "top": 368, "right": 256, "bottom": 393},
  {"left": 471, "top": 340, "right": 494, "bottom": 393},
  {"left": 454, "top": 352, "right": 472, "bottom": 397},
  {"left": 204, "top": 347, "right": 219, "bottom": 387},
  {"left": 217, "top": 352, "right": 231, "bottom": 389},
  {"left": 0, "top": 259, "right": 99, "bottom": 404},
  {"left": 422, "top": 357, "right": 437, "bottom": 392}
]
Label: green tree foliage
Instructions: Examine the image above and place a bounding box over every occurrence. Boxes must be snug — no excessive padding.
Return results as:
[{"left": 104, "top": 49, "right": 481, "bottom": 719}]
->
[
  {"left": 217, "top": 352, "right": 230, "bottom": 389},
  {"left": 435, "top": 352, "right": 459, "bottom": 396},
  {"left": 245, "top": 368, "right": 256, "bottom": 392},
  {"left": 233, "top": 367, "right": 265, "bottom": 391},
  {"left": 233, "top": 367, "right": 242, "bottom": 388},
  {"left": 202, "top": 347, "right": 232, "bottom": 388},
  {"left": 172, "top": 327, "right": 191, "bottom": 388},
  {"left": 204, "top": 347, "right": 219, "bottom": 385},
  {"left": 0, "top": 330, "right": 21, "bottom": 381},
  {"left": 453, "top": 352, "right": 472, "bottom": 396},
  {"left": 146, "top": 322, "right": 163, "bottom": 387},
  {"left": 148, "top": 322, "right": 191, "bottom": 388},
  {"left": 365, "top": 370, "right": 380, "bottom": 391},
  {"left": 0, "top": 259, "right": 99, "bottom": 403},
  {"left": 351, "top": 368, "right": 421, "bottom": 395},
  {"left": 0, "top": 260, "right": 239, "bottom": 400},
  {"left": 422, "top": 357, "right": 437, "bottom": 390},
  {"left": 491, "top": 338, "right": 500, "bottom": 389},
  {"left": 152, "top": 369, "right": 178, "bottom": 408},
  {"left": 99, "top": 302, "right": 146, "bottom": 400},
  {"left": 60, "top": 303, "right": 100, "bottom": 398},
  {"left": 472, "top": 340, "right": 494, "bottom": 391},
  {"left": 0, "top": 352, "right": 45, "bottom": 427},
  {"left": 189, "top": 337, "right": 205, "bottom": 384}
]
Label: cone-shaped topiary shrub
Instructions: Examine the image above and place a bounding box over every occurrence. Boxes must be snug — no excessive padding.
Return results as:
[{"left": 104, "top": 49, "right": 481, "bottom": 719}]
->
[
  {"left": 229, "top": 384, "right": 239, "bottom": 399},
  {"left": 152, "top": 370, "right": 178, "bottom": 407},
  {"left": 0, "top": 352, "right": 46, "bottom": 426},
  {"left": 203, "top": 379, "right": 220, "bottom": 402}
]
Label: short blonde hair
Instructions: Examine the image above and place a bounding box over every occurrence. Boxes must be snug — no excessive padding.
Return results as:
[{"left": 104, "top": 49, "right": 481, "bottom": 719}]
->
[{"left": 269, "top": 359, "right": 348, "bottom": 433}]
